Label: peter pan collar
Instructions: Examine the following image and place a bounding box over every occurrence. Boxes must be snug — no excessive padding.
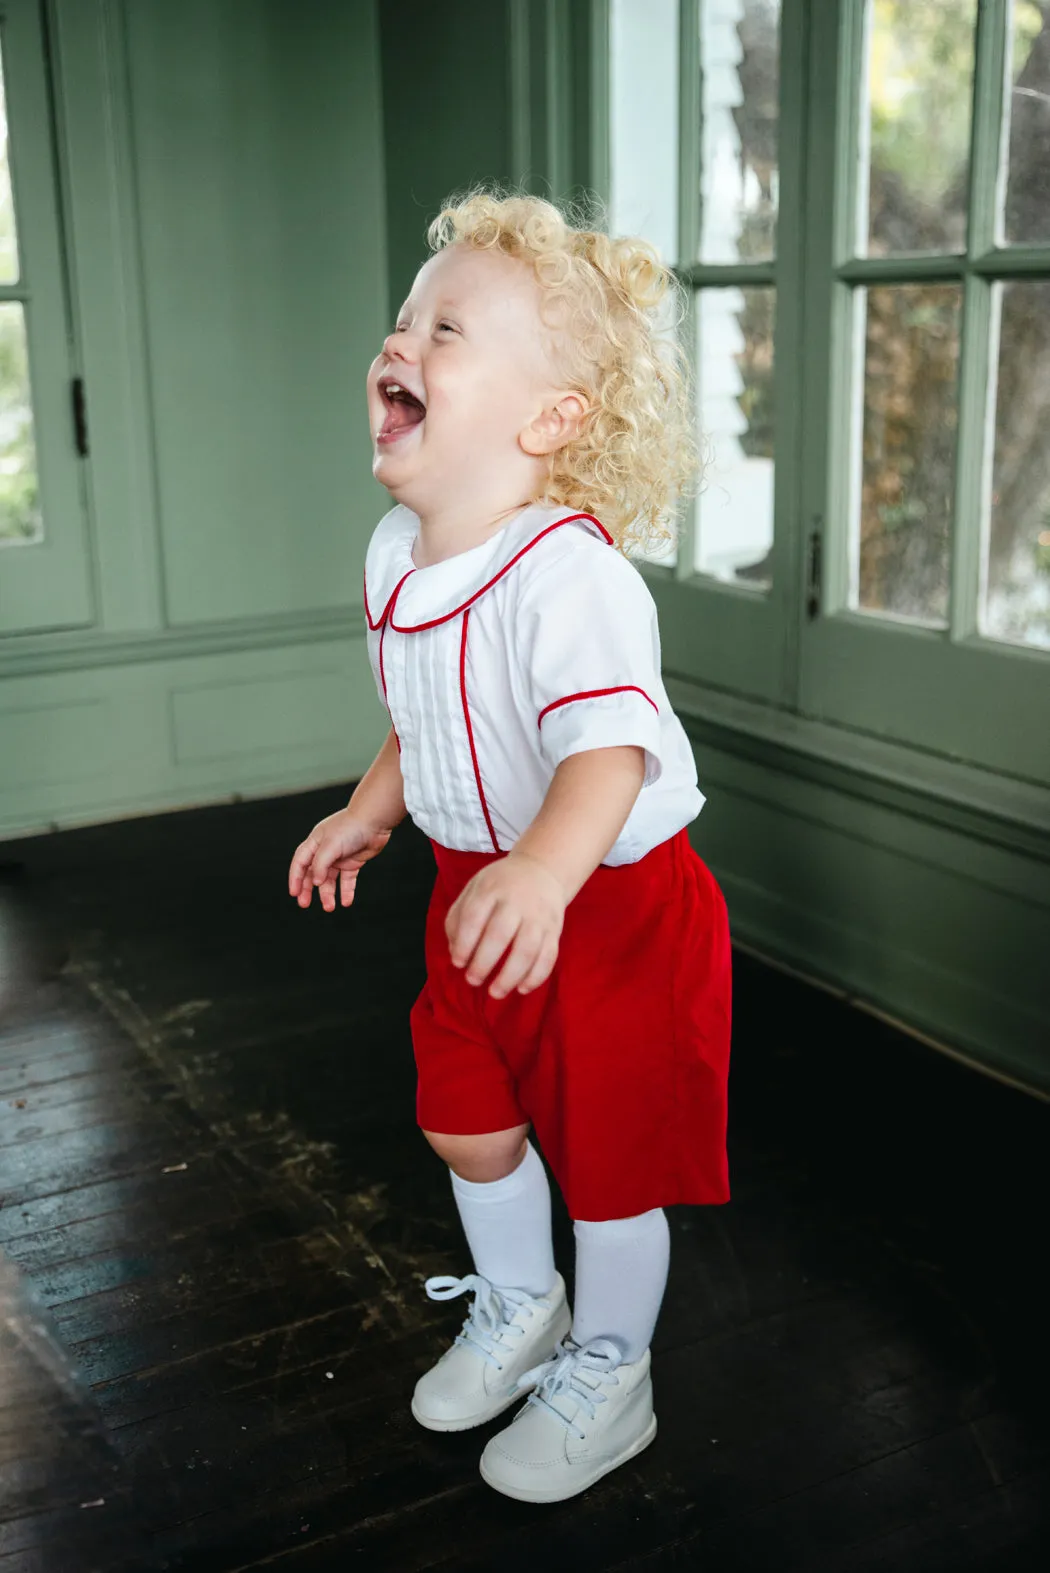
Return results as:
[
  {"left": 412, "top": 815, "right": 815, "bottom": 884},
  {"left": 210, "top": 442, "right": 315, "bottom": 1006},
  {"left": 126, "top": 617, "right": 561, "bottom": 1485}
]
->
[{"left": 363, "top": 503, "right": 613, "bottom": 632}]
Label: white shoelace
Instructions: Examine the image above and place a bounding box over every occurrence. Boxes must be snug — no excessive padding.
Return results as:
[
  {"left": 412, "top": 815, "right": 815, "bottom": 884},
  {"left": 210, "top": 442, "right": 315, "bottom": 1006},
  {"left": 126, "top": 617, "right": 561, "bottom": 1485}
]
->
[
  {"left": 517, "top": 1337, "right": 623, "bottom": 1440},
  {"left": 424, "top": 1273, "right": 549, "bottom": 1372}
]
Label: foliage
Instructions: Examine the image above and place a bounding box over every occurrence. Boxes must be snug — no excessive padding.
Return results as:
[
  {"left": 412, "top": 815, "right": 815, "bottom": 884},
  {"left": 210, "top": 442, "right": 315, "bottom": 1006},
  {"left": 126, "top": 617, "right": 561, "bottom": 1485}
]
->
[{"left": 0, "top": 304, "right": 41, "bottom": 547}]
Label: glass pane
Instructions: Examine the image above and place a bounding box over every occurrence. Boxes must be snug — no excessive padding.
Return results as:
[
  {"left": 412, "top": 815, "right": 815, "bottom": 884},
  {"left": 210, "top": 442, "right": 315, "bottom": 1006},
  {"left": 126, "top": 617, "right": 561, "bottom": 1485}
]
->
[
  {"left": 609, "top": 0, "right": 680, "bottom": 262},
  {"left": 0, "top": 36, "right": 19, "bottom": 283},
  {"left": 863, "top": 0, "right": 976, "bottom": 257},
  {"left": 854, "top": 285, "right": 962, "bottom": 623},
  {"left": 0, "top": 303, "right": 42, "bottom": 546},
  {"left": 694, "top": 286, "right": 774, "bottom": 586},
  {"left": 982, "top": 281, "right": 1050, "bottom": 650},
  {"left": 699, "top": 0, "right": 781, "bottom": 264},
  {"left": 1002, "top": 1, "right": 1050, "bottom": 246}
]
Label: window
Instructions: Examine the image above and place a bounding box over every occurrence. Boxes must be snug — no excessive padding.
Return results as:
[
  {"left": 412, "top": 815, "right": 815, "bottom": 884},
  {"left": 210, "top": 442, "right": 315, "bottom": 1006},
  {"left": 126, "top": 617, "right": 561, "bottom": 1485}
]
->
[
  {"left": 0, "top": 0, "right": 93, "bottom": 632},
  {"left": 610, "top": 0, "right": 781, "bottom": 586},
  {"left": 0, "top": 30, "right": 41, "bottom": 547},
  {"left": 609, "top": 0, "right": 1050, "bottom": 783},
  {"left": 841, "top": 0, "right": 1049, "bottom": 652},
  {"left": 801, "top": 0, "right": 1049, "bottom": 780},
  {"left": 609, "top": 0, "right": 803, "bottom": 704}
]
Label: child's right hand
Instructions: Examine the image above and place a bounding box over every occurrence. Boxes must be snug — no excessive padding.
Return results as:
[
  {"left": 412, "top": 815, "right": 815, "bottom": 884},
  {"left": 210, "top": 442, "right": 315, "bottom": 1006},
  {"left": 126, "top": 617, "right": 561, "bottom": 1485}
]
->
[{"left": 288, "top": 809, "right": 392, "bottom": 913}]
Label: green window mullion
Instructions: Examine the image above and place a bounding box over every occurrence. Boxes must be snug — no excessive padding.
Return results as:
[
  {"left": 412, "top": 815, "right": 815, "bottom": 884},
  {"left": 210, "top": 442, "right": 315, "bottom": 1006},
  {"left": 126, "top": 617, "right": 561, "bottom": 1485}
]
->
[
  {"left": 969, "top": 0, "right": 1009, "bottom": 258},
  {"left": 677, "top": 0, "right": 700, "bottom": 270},
  {"left": 972, "top": 246, "right": 1050, "bottom": 278},
  {"left": 834, "top": 0, "right": 868, "bottom": 269},
  {"left": 678, "top": 262, "right": 777, "bottom": 289},
  {"left": 837, "top": 256, "right": 966, "bottom": 286},
  {"left": 674, "top": 0, "right": 701, "bottom": 582},
  {"left": 820, "top": 0, "right": 867, "bottom": 617},
  {"left": 950, "top": 273, "right": 995, "bottom": 640},
  {"left": 949, "top": 0, "right": 1007, "bottom": 642},
  {"left": 825, "top": 278, "right": 865, "bottom": 615},
  {"left": 586, "top": 0, "right": 611, "bottom": 206},
  {"left": 673, "top": 287, "right": 698, "bottom": 584}
]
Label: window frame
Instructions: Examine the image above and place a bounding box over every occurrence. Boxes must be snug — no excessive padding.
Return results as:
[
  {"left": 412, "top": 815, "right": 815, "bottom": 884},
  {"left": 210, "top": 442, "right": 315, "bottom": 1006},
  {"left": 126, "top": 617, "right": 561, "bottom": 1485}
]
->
[
  {"left": 633, "top": 0, "right": 810, "bottom": 711},
  {"left": 611, "top": 0, "right": 1050, "bottom": 788},
  {"left": 0, "top": 0, "right": 93, "bottom": 635},
  {"left": 797, "top": 0, "right": 1049, "bottom": 784}
]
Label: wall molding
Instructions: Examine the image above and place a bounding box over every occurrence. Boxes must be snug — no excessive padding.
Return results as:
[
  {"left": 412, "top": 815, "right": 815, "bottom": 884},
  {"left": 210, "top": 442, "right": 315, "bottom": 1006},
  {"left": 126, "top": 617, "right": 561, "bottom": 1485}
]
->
[
  {"left": 0, "top": 606, "right": 365, "bottom": 679},
  {"left": 666, "top": 674, "right": 1050, "bottom": 866},
  {"left": 717, "top": 866, "right": 1050, "bottom": 1098},
  {"left": 0, "top": 765, "right": 356, "bottom": 845}
]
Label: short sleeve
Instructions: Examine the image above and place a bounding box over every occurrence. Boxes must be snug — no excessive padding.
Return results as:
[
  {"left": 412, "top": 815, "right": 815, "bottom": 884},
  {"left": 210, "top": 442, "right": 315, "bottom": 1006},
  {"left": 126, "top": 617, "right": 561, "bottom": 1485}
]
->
[{"left": 518, "top": 543, "right": 665, "bottom": 787}]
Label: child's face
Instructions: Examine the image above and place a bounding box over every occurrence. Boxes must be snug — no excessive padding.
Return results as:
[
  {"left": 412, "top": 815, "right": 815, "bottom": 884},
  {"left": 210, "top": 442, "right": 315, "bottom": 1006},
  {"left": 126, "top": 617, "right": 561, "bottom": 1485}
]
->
[{"left": 367, "top": 245, "right": 558, "bottom": 513}]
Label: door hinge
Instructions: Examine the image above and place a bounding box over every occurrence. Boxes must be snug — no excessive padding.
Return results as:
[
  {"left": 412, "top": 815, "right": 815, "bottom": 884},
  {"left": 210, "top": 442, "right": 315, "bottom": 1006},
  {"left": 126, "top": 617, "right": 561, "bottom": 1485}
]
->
[
  {"left": 806, "top": 525, "right": 823, "bottom": 620},
  {"left": 71, "top": 377, "right": 89, "bottom": 457}
]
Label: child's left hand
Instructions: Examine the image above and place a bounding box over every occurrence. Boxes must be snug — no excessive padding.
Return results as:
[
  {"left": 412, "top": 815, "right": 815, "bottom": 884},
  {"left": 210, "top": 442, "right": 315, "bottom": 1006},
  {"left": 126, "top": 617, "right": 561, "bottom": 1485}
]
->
[{"left": 445, "top": 853, "right": 567, "bottom": 999}]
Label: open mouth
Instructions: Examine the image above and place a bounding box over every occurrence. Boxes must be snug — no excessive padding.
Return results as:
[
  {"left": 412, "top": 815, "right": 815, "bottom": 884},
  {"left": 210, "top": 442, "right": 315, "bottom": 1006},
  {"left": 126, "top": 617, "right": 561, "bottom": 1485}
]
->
[{"left": 377, "top": 377, "right": 426, "bottom": 443}]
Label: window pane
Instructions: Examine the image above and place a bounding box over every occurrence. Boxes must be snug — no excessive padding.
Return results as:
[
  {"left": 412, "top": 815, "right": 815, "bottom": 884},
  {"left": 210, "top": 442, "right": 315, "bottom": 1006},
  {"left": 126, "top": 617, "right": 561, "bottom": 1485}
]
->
[
  {"left": 694, "top": 286, "right": 774, "bottom": 587},
  {"left": 0, "top": 303, "right": 42, "bottom": 546},
  {"left": 863, "top": 0, "right": 976, "bottom": 257},
  {"left": 1002, "top": 1, "right": 1050, "bottom": 247},
  {"left": 854, "top": 285, "right": 962, "bottom": 624},
  {"left": 609, "top": 0, "right": 680, "bottom": 261},
  {"left": 699, "top": 0, "right": 781, "bottom": 264},
  {"left": 0, "top": 36, "right": 20, "bottom": 283},
  {"left": 982, "top": 281, "right": 1050, "bottom": 650}
]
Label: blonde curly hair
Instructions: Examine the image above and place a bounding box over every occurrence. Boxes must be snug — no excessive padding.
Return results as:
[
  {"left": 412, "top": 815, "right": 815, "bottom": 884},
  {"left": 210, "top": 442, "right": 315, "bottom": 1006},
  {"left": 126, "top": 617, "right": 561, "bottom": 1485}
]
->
[{"left": 426, "top": 189, "right": 697, "bottom": 557}]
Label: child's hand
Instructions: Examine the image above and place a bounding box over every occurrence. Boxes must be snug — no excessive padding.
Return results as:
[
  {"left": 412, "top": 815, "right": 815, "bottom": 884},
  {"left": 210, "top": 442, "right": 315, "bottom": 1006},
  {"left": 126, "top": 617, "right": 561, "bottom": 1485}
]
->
[
  {"left": 288, "top": 810, "right": 392, "bottom": 913},
  {"left": 445, "top": 853, "right": 566, "bottom": 999}
]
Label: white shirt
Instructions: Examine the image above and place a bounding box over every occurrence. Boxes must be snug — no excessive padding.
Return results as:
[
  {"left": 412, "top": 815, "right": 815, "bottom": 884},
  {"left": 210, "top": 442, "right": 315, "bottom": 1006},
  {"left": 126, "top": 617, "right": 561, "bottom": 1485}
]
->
[{"left": 363, "top": 503, "right": 705, "bottom": 866}]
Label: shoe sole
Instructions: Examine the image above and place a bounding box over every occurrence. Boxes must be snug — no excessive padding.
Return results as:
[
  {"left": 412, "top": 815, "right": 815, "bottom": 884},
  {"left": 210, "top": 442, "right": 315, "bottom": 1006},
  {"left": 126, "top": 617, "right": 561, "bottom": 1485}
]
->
[{"left": 479, "top": 1415, "right": 658, "bottom": 1502}]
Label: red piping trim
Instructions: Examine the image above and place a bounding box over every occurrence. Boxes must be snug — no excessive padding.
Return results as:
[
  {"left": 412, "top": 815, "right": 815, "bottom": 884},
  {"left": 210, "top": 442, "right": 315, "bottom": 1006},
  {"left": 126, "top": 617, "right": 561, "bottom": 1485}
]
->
[
  {"left": 537, "top": 685, "right": 660, "bottom": 728},
  {"left": 365, "top": 566, "right": 415, "bottom": 633},
  {"left": 367, "top": 513, "right": 613, "bottom": 634},
  {"left": 459, "top": 610, "right": 501, "bottom": 853}
]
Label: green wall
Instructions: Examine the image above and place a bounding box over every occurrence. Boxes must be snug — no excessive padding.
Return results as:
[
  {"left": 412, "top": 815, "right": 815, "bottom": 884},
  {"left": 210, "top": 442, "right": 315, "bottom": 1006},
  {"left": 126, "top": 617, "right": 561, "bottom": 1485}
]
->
[
  {"left": 0, "top": 0, "right": 392, "bottom": 835},
  {"left": 378, "top": 0, "right": 603, "bottom": 309},
  {"left": 379, "top": 0, "right": 516, "bottom": 312}
]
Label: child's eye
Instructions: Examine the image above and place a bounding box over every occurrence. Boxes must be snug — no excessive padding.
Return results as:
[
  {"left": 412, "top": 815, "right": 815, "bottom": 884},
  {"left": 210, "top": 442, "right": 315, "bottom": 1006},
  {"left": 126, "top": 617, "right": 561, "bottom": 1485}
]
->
[{"left": 436, "top": 321, "right": 457, "bottom": 335}]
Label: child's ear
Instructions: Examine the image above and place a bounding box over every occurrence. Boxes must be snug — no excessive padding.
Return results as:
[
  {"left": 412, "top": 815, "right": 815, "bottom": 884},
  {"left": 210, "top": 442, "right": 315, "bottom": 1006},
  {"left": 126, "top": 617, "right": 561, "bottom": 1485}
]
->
[{"left": 520, "top": 392, "right": 589, "bottom": 457}]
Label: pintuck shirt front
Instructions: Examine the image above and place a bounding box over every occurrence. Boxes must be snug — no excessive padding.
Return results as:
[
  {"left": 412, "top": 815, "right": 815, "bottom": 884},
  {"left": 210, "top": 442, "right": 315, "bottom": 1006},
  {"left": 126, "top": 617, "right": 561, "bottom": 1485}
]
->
[{"left": 363, "top": 503, "right": 705, "bottom": 866}]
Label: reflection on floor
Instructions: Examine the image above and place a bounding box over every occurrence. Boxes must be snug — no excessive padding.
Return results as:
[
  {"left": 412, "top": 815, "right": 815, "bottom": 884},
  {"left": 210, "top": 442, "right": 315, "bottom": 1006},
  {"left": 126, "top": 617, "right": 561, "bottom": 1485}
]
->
[{"left": 0, "top": 788, "right": 1047, "bottom": 1571}]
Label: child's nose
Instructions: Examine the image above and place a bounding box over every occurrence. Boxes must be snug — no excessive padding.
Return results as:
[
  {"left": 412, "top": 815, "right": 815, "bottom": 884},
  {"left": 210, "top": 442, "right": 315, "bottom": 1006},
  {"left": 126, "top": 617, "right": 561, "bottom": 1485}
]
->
[{"left": 383, "top": 329, "right": 419, "bottom": 362}]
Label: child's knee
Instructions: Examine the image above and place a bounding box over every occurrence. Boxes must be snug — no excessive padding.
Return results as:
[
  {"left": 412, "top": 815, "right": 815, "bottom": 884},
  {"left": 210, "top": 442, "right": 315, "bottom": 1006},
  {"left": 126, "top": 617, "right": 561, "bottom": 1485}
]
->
[{"left": 422, "top": 1125, "right": 529, "bottom": 1183}]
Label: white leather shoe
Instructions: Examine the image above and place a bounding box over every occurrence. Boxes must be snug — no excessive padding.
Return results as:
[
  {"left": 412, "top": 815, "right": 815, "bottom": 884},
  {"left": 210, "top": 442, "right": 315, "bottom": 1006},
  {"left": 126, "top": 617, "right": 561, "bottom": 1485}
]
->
[
  {"left": 411, "top": 1272, "right": 571, "bottom": 1433},
  {"left": 479, "top": 1338, "right": 657, "bottom": 1502}
]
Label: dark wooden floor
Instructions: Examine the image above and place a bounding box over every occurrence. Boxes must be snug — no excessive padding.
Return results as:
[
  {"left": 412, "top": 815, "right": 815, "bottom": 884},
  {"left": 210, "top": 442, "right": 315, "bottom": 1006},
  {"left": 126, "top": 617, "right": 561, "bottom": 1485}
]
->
[{"left": 0, "top": 788, "right": 1046, "bottom": 1572}]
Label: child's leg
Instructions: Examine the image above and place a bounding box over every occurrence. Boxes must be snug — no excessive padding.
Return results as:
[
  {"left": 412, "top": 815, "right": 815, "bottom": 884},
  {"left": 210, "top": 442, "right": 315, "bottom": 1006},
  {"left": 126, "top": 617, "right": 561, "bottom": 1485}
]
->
[
  {"left": 423, "top": 1126, "right": 556, "bottom": 1295},
  {"left": 571, "top": 1209, "right": 670, "bottom": 1360},
  {"left": 412, "top": 1127, "right": 568, "bottom": 1433},
  {"left": 478, "top": 1209, "right": 667, "bottom": 1501}
]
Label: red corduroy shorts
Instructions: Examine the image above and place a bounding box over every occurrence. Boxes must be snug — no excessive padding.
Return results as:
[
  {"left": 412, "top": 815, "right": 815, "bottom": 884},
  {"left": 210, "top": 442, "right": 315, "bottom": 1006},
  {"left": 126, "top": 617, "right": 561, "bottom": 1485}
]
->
[{"left": 409, "top": 827, "right": 731, "bottom": 1221}]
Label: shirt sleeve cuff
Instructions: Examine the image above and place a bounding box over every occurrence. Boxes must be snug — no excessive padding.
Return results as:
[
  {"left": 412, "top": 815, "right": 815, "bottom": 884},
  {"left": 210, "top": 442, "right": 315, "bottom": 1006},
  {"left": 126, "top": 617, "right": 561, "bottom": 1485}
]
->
[{"left": 537, "top": 689, "right": 663, "bottom": 787}]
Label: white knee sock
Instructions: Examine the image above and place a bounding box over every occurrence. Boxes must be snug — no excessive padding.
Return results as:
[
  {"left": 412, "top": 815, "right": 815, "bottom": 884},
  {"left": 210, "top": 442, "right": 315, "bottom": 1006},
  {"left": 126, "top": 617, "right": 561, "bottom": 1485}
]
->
[
  {"left": 571, "top": 1208, "right": 670, "bottom": 1363},
  {"left": 449, "top": 1140, "right": 557, "bottom": 1296}
]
